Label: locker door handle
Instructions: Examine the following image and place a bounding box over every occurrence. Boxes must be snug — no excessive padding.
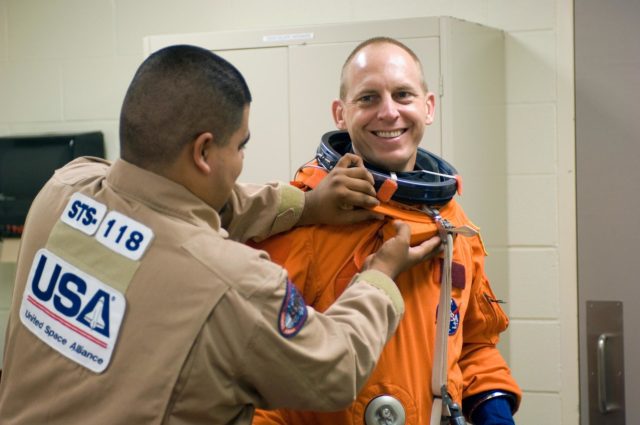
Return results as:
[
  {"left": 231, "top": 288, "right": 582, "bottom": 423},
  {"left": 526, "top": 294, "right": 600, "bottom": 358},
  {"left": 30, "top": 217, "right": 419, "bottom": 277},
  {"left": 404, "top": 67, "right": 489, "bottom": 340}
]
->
[
  {"left": 597, "top": 333, "right": 616, "bottom": 414},
  {"left": 587, "top": 302, "right": 624, "bottom": 421}
]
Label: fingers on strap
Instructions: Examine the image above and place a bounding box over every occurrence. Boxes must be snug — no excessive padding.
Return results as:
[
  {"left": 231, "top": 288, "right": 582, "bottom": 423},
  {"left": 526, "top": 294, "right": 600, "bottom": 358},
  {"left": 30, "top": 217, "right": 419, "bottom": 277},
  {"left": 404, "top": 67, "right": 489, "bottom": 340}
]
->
[{"left": 336, "top": 152, "right": 363, "bottom": 168}]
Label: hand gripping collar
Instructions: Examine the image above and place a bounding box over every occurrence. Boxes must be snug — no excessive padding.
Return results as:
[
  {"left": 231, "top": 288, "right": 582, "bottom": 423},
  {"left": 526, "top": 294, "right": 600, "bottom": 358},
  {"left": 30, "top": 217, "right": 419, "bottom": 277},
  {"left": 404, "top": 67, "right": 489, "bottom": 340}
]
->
[{"left": 316, "top": 130, "right": 461, "bottom": 205}]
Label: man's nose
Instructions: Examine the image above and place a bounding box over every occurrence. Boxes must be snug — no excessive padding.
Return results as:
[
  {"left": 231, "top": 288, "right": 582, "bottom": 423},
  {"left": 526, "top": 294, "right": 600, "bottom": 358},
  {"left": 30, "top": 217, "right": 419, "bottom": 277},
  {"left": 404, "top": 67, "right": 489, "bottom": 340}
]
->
[{"left": 377, "top": 95, "right": 400, "bottom": 120}]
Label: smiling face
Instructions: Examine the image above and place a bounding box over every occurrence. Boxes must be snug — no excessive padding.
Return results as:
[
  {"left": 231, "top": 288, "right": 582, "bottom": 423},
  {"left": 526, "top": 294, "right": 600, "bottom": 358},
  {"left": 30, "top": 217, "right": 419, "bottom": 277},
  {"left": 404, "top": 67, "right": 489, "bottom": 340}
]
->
[{"left": 332, "top": 42, "right": 435, "bottom": 172}]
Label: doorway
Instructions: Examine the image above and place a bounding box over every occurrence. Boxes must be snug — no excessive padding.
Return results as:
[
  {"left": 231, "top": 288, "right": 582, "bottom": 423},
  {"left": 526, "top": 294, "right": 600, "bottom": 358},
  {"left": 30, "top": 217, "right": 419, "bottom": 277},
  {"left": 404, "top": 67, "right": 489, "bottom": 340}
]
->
[{"left": 575, "top": 0, "right": 640, "bottom": 423}]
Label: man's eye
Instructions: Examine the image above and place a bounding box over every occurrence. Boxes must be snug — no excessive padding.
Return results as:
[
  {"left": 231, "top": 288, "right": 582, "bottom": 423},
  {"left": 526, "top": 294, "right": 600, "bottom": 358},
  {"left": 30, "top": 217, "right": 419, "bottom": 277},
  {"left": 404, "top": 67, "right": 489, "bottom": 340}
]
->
[
  {"left": 357, "top": 95, "right": 375, "bottom": 104},
  {"left": 396, "top": 91, "right": 413, "bottom": 100}
]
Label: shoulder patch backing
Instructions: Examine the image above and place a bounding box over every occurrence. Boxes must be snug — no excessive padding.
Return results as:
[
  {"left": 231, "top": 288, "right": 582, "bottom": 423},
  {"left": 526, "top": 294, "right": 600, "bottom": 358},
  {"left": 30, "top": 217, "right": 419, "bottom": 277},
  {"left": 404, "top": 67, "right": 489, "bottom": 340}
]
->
[{"left": 278, "top": 280, "right": 308, "bottom": 338}]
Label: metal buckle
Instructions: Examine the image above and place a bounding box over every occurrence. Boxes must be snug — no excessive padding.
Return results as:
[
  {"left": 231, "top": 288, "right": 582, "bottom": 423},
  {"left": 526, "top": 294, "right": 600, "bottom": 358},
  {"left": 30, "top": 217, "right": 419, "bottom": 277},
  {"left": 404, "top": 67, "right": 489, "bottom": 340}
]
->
[{"left": 441, "top": 386, "right": 466, "bottom": 425}]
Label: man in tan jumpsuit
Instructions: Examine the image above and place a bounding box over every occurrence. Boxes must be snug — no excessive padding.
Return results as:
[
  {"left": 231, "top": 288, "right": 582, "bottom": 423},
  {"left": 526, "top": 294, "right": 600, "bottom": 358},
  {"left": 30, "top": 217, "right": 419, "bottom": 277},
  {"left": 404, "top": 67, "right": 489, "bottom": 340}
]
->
[{"left": 0, "top": 45, "right": 439, "bottom": 425}]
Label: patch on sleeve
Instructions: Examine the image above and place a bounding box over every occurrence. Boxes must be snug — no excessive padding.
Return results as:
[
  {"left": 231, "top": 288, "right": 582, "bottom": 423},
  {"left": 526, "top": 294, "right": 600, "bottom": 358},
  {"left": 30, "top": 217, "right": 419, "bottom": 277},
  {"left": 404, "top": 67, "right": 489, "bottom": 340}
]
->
[
  {"left": 436, "top": 298, "right": 461, "bottom": 336},
  {"left": 278, "top": 280, "right": 308, "bottom": 338},
  {"left": 438, "top": 259, "right": 466, "bottom": 289}
]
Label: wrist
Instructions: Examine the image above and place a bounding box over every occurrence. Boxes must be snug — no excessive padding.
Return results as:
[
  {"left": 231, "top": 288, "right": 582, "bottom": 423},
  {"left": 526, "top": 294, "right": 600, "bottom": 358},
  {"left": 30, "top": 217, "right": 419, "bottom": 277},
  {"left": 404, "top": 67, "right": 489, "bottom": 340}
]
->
[
  {"left": 365, "top": 259, "right": 397, "bottom": 280},
  {"left": 296, "top": 190, "right": 316, "bottom": 226},
  {"left": 464, "top": 391, "right": 516, "bottom": 425}
]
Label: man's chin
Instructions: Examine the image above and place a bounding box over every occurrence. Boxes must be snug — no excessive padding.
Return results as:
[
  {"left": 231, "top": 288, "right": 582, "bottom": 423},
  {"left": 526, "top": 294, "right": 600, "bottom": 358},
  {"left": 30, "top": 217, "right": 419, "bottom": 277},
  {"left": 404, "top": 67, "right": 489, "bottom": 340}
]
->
[{"left": 366, "top": 156, "right": 411, "bottom": 173}]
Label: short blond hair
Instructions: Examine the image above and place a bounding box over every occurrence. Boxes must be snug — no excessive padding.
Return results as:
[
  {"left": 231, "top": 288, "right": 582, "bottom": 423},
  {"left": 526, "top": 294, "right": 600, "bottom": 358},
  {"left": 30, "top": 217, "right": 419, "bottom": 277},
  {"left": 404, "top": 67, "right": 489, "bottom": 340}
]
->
[{"left": 339, "top": 37, "right": 428, "bottom": 99}]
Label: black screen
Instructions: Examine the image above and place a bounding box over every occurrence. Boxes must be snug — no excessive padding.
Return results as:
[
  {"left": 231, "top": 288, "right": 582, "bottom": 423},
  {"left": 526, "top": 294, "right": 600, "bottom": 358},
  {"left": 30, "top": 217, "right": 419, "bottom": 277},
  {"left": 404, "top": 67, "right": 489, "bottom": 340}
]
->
[{"left": 0, "top": 132, "right": 104, "bottom": 236}]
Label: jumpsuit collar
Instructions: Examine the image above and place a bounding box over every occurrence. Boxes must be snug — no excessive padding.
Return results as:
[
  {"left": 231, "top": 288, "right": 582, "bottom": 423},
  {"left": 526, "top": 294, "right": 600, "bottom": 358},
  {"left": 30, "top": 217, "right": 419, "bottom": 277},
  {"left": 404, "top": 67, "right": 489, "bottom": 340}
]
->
[{"left": 106, "top": 159, "right": 226, "bottom": 236}]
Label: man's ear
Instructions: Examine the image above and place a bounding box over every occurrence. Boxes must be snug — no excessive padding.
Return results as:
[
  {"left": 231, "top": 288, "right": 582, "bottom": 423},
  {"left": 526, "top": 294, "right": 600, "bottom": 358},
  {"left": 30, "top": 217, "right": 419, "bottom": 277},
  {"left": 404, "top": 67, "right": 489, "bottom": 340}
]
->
[
  {"left": 192, "top": 132, "right": 215, "bottom": 174},
  {"left": 425, "top": 92, "right": 436, "bottom": 125},
  {"left": 331, "top": 99, "right": 347, "bottom": 130}
]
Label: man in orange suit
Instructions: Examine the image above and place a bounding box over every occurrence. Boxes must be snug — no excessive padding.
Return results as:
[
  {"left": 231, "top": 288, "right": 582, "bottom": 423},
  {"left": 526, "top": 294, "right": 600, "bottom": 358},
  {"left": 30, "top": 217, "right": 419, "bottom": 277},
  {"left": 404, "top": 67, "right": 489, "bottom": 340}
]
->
[{"left": 251, "top": 37, "right": 521, "bottom": 425}]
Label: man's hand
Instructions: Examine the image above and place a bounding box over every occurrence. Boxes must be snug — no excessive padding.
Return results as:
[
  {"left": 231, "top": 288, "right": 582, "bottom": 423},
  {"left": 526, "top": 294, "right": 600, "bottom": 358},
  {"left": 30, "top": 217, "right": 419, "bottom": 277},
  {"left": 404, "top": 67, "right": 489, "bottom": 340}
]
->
[
  {"left": 363, "top": 221, "right": 442, "bottom": 280},
  {"left": 298, "top": 153, "right": 383, "bottom": 226}
]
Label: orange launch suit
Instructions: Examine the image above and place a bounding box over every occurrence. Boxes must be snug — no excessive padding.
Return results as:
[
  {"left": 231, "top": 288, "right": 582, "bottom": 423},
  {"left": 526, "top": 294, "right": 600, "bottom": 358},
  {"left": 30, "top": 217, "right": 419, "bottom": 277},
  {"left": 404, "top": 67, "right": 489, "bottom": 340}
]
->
[{"left": 251, "top": 165, "right": 522, "bottom": 425}]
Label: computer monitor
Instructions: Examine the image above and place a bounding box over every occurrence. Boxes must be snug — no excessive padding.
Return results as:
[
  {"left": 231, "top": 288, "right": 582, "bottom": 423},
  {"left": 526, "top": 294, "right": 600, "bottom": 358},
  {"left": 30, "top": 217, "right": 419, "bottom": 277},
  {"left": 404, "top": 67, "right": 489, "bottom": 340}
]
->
[{"left": 0, "top": 132, "right": 105, "bottom": 236}]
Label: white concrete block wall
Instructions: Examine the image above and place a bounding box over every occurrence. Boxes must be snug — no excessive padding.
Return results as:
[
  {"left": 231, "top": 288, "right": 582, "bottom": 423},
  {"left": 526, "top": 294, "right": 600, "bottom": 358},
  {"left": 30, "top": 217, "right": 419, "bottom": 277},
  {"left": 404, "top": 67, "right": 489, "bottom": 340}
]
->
[
  {"left": 509, "top": 175, "right": 558, "bottom": 245},
  {"left": 507, "top": 104, "right": 557, "bottom": 175},
  {"left": 0, "top": 0, "right": 7, "bottom": 61},
  {"left": 499, "top": 3, "right": 569, "bottom": 419},
  {"left": 0, "top": 61, "right": 9, "bottom": 135},
  {"left": 0, "top": 0, "right": 577, "bottom": 423},
  {"left": 8, "top": 1, "right": 114, "bottom": 60},
  {"left": 0, "top": 0, "right": 7, "bottom": 136},
  {"left": 6, "top": 61, "right": 63, "bottom": 122},
  {"left": 510, "top": 249, "right": 560, "bottom": 319}
]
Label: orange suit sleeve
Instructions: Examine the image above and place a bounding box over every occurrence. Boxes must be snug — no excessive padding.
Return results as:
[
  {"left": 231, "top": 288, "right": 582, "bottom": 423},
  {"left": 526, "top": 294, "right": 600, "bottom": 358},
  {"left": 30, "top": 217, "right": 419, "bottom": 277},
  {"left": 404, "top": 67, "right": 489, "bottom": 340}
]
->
[
  {"left": 247, "top": 226, "right": 317, "bottom": 302},
  {"left": 459, "top": 234, "right": 522, "bottom": 410},
  {"left": 249, "top": 226, "right": 320, "bottom": 423},
  {"left": 252, "top": 408, "right": 288, "bottom": 425}
]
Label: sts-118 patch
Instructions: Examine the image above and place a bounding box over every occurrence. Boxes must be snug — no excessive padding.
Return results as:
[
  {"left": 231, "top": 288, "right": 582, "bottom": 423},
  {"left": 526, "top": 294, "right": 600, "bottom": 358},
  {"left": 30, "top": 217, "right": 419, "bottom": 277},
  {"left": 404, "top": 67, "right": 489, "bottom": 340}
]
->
[{"left": 278, "top": 280, "right": 308, "bottom": 338}]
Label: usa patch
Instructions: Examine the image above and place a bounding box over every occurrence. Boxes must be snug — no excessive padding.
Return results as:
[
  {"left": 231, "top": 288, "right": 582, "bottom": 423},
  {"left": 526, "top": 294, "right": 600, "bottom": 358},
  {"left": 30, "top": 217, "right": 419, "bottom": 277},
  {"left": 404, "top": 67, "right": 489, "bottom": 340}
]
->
[
  {"left": 20, "top": 249, "right": 126, "bottom": 373},
  {"left": 436, "top": 298, "right": 461, "bottom": 336},
  {"left": 278, "top": 280, "right": 308, "bottom": 338}
]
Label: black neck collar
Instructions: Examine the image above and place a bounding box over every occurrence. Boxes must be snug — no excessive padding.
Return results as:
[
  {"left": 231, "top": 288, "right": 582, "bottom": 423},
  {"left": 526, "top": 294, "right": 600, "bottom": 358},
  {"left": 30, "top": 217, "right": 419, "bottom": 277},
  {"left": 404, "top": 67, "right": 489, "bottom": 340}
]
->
[{"left": 316, "top": 130, "right": 459, "bottom": 205}]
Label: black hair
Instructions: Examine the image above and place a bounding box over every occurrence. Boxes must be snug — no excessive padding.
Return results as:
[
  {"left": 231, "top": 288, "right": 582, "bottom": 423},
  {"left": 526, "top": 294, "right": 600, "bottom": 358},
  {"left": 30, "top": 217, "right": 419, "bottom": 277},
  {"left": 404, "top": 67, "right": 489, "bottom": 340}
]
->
[{"left": 119, "top": 44, "right": 252, "bottom": 168}]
